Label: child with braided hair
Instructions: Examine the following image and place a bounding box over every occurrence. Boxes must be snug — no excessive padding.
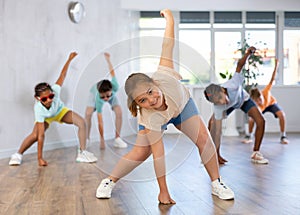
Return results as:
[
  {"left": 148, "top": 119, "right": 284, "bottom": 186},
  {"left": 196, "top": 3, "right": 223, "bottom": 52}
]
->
[{"left": 9, "top": 52, "right": 97, "bottom": 166}]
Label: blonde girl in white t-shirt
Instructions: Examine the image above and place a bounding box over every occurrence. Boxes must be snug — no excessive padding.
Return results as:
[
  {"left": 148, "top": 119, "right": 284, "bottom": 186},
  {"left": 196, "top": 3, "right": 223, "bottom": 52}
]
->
[{"left": 96, "top": 9, "right": 234, "bottom": 204}]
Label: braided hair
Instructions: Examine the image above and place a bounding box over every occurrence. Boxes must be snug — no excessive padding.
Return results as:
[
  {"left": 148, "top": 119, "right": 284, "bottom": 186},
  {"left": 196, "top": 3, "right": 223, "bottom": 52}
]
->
[{"left": 34, "top": 82, "right": 53, "bottom": 97}]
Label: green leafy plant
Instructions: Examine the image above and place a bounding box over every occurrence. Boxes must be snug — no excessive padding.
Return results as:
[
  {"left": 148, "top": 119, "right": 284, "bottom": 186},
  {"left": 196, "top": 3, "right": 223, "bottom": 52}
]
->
[
  {"left": 238, "top": 38, "right": 264, "bottom": 90},
  {"left": 219, "top": 69, "right": 232, "bottom": 80},
  {"left": 219, "top": 37, "right": 264, "bottom": 91}
]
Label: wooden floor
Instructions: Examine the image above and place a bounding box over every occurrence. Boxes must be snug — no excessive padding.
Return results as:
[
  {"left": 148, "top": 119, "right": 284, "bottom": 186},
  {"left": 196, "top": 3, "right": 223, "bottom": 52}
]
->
[{"left": 1, "top": 133, "right": 300, "bottom": 215}]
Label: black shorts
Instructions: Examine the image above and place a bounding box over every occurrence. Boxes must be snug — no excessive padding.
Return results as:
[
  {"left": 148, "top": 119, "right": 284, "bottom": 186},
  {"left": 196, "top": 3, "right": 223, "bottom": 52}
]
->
[
  {"left": 226, "top": 99, "right": 256, "bottom": 116},
  {"left": 262, "top": 103, "right": 282, "bottom": 118}
]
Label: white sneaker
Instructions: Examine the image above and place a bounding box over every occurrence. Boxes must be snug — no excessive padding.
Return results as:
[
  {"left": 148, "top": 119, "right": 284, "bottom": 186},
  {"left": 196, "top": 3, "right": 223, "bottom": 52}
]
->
[
  {"left": 211, "top": 178, "right": 235, "bottom": 200},
  {"left": 9, "top": 153, "right": 23, "bottom": 166},
  {"left": 96, "top": 178, "right": 115, "bottom": 198},
  {"left": 251, "top": 151, "right": 269, "bottom": 164},
  {"left": 113, "top": 137, "right": 128, "bottom": 148},
  {"left": 76, "top": 150, "right": 97, "bottom": 163}
]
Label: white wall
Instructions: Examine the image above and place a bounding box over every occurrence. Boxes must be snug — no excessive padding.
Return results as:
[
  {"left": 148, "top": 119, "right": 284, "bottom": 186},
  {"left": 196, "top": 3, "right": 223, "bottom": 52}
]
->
[
  {"left": 0, "top": 0, "right": 139, "bottom": 158},
  {"left": 121, "top": 0, "right": 300, "bottom": 11}
]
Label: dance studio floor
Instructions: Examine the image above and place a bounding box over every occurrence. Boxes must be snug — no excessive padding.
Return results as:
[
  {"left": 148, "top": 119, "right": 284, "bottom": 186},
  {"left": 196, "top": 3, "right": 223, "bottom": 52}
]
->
[{"left": 0, "top": 133, "right": 299, "bottom": 215}]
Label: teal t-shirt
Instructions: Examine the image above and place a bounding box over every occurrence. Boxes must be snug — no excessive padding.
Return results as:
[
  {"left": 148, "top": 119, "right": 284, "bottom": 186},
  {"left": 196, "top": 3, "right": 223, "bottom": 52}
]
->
[
  {"left": 90, "top": 77, "right": 119, "bottom": 113},
  {"left": 34, "top": 84, "right": 65, "bottom": 122}
]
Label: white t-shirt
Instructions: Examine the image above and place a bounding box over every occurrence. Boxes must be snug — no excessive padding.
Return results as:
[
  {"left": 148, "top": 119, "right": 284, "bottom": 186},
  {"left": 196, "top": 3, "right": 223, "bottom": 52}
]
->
[
  {"left": 138, "top": 66, "right": 190, "bottom": 131},
  {"left": 213, "top": 72, "right": 249, "bottom": 120}
]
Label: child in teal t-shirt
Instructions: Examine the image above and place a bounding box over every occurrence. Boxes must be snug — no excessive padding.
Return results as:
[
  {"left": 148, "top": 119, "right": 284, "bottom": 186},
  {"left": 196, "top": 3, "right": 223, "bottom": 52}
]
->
[{"left": 85, "top": 53, "right": 128, "bottom": 149}]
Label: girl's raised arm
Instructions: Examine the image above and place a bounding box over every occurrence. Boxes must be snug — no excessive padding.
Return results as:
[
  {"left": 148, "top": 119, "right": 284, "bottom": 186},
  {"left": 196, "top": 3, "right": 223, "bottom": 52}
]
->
[
  {"left": 55, "top": 52, "right": 78, "bottom": 86},
  {"left": 159, "top": 9, "right": 175, "bottom": 69}
]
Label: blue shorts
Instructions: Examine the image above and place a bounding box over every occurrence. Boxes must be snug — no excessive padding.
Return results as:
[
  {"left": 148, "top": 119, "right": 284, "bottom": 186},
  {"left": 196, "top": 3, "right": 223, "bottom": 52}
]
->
[
  {"left": 139, "top": 98, "right": 199, "bottom": 131},
  {"left": 226, "top": 98, "right": 256, "bottom": 116},
  {"left": 262, "top": 103, "right": 282, "bottom": 118}
]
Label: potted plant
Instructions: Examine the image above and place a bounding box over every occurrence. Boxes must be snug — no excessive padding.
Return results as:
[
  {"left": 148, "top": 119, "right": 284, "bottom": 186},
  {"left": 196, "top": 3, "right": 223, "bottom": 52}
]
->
[
  {"left": 219, "top": 38, "right": 264, "bottom": 92},
  {"left": 237, "top": 38, "right": 264, "bottom": 92}
]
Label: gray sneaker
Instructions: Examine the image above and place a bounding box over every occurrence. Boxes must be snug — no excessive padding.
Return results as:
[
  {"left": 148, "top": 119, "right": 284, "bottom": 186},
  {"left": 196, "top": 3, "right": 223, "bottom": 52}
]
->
[{"left": 96, "top": 178, "right": 115, "bottom": 198}]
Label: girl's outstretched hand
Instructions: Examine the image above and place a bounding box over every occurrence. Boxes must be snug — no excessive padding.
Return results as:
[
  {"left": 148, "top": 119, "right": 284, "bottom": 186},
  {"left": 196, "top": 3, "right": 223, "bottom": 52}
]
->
[
  {"left": 104, "top": 52, "right": 110, "bottom": 60},
  {"left": 160, "top": 9, "right": 172, "bottom": 19},
  {"left": 69, "top": 52, "right": 78, "bottom": 61}
]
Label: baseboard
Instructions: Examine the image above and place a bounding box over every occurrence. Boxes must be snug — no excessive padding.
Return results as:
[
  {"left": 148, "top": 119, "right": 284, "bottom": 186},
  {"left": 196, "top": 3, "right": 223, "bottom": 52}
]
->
[{"left": 0, "top": 138, "right": 78, "bottom": 160}]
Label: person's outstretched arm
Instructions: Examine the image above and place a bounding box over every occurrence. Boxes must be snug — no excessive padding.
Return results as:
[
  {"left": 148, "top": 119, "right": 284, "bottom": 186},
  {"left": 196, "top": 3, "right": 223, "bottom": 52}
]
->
[
  {"left": 159, "top": 9, "right": 174, "bottom": 69},
  {"left": 104, "top": 52, "right": 115, "bottom": 77},
  {"left": 55, "top": 52, "right": 78, "bottom": 86},
  {"left": 268, "top": 58, "right": 279, "bottom": 86},
  {"left": 236, "top": 46, "right": 256, "bottom": 73}
]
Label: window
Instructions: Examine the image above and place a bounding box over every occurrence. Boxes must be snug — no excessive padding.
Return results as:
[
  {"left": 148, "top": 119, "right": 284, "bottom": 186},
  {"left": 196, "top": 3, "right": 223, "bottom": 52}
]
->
[
  {"left": 245, "top": 31, "right": 276, "bottom": 85},
  {"left": 284, "top": 12, "right": 300, "bottom": 85},
  {"left": 179, "top": 12, "right": 211, "bottom": 84},
  {"left": 139, "top": 12, "right": 165, "bottom": 75},
  {"left": 213, "top": 12, "right": 243, "bottom": 28},
  {"left": 179, "top": 30, "right": 211, "bottom": 84},
  {"left": 283, "top": 30, "right": 300, "bottom": 85},
  {"left": 214, "top": 32, "right": 241, "bottom": 83},
  {"left": 138, "top": 11, "right": 300, "bottom": 86},
  {"left": 285, "top": 12, "right": 300, "bottom": 27}
]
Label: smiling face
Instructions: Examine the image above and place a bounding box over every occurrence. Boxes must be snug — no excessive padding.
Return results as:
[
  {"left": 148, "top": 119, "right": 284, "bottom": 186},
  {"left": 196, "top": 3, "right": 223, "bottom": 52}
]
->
[
  {"left": 36, "top": 89, "right": 54, "bottom": 109},
  {"left": 133, "top": 83, "right": 166, "bottom": 111}
]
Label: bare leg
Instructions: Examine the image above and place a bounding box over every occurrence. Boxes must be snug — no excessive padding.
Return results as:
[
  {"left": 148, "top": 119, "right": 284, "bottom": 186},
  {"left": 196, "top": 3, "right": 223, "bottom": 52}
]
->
[
  {"left": 248, "top": 117, "right": 255, "bottom": 134},
  {"left": 109, "top": 131, "right": 152, "bottom": 181},
  {"left": 113, "top": 105, "right": 122, "bottom": 138},
  {"left": 247, "top": 107, "right": 265, "bottom": 151},
  {"left": 62, "top": 111, "right": 87, "bottom": 150},
  {"left": 177, "top": 115, "right": 220, "bottom": 181},
  {"left": 85, "top": 106, "right": 95, "bottom": 141},
  {"left": 18, "top": 122, "right": 49, "bottom": 154},
  {"left": 275, "top": 110, "right": 286, "bottom": 134}
]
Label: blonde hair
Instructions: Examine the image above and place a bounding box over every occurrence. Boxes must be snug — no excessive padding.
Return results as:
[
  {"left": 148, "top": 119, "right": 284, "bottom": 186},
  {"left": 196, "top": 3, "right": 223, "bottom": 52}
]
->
[
  {"left": 249, "top": 88, "right": 261, "bottom": 99},
  {"left": 125, "top": 73, "right": 154, "bottom": 117}
]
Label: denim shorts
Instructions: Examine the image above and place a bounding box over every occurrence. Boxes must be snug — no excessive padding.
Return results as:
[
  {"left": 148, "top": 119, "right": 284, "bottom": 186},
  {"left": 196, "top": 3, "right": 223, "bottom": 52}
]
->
[
  {"left": 226, "top": 98, "right": 256, "bottom": 116},
  {"left": 262, "top": 103, "right": 282, "bottom": 118},
  {"left": 139, "top": 98, "right": 199, "bottom": 131}
]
